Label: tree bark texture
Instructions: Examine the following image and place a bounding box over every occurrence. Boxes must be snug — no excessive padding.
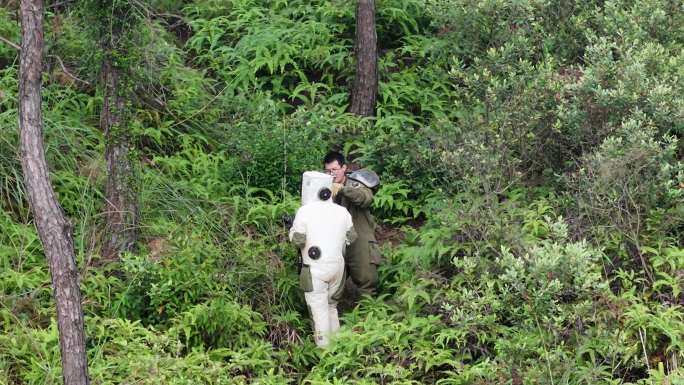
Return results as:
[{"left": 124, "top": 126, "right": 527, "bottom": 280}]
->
[
  {"left": 100, "top": 60, "right": 138, "bottom": 260},
  {"left": 18, "top": 1, "right": 89, "bottom": 384},
  {"left": 349, "top": 0, "right": 378, "bottom": 117}
]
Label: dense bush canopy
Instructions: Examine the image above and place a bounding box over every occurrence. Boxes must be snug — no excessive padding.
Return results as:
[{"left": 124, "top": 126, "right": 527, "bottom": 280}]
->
[{"left": 1, "top": 0, "right": 683, "bottom": 384}]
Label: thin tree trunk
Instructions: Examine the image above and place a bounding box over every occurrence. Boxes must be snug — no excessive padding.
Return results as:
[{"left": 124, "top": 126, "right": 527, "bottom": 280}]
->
[
  {"left": 18, "top": 1, "right": 89, "bottom": 384},
  {"left": 100, "top": 59, "right": 137, "bottom": 260},
  {"left": 349, "top": 0, "right": 377, "bottom": 117}
]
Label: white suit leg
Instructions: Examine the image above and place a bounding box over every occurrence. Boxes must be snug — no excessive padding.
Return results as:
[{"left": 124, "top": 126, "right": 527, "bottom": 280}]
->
[
  {"left": 305, "top": 261, "right": 344, "bottom": 347},
  {"left": 327, "top": 264, "right": 345, "bottom": 334},
  {"left": 305, "top": 266, "right": 331, "bottom": 347}
]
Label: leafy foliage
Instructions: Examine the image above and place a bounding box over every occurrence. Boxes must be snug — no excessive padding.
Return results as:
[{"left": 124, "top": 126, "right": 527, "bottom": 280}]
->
[{"left": 1, "top": 0, "right": 683, "bottom": 383}]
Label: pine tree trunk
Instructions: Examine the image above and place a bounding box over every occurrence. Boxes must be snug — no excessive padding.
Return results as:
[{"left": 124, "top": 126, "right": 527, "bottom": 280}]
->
[
  {"left": 18, "top": 1, "right": 89, "bottom": 384},
  {"left": 100, "top": 60, "right": 137, "bottom": 260},
  {"left": 349, "top": 0, "right": 378, "bottom": 117}
]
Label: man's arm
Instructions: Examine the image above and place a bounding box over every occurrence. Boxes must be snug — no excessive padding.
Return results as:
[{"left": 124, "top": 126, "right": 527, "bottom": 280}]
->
[
  {"left": 346, "top": 226, "right": 358, "bottom": 245},
  {"left": 339, "top": 184, "right": 373, "bottom": 208}
]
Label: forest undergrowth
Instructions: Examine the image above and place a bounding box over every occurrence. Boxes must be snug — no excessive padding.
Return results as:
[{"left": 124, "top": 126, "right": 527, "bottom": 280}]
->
[{"left": 1, "top": 0, "right": 683, "bottom": 384}]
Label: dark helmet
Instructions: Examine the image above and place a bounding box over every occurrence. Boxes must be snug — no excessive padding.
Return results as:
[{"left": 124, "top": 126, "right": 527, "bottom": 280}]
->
[{"left": 348, "top": 168, "right": 380, "bottom": 190}]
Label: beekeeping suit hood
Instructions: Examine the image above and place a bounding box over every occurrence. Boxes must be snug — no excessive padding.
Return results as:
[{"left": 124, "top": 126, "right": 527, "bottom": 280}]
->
[{"left": 301, "top": 171, "right": 333, "bottom": 205}]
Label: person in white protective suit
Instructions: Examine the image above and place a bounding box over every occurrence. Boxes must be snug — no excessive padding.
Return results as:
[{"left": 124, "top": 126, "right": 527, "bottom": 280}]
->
[{"left": 289, "top": 180, "right": 356, "bottom": 347}]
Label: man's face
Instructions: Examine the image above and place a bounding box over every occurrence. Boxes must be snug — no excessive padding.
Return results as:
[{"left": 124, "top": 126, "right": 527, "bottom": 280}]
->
[{"left": 324, "top": 160, "right": 347, "bottom": 184}]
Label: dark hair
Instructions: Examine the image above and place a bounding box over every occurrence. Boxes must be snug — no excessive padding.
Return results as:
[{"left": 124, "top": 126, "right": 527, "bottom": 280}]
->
[{"left": 323, "top": 151, "right": 345, "bottom": 166}]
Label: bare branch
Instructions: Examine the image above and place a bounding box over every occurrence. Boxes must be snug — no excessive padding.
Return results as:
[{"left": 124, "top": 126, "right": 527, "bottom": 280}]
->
[
  {"left": 169, "top": 83, "right": 230, "bottom": 129},
  {"left": 0, "top": 34, "right": 20, "bottom": 51},
  {"left": 47, "top": 0, "right": 75, "bottom": 9},
  {"left": 0, "top": 36, "right": 91, "bottom": 88},
  {"left": 48, "top": 54, "right": 91, "bottom": 87}
]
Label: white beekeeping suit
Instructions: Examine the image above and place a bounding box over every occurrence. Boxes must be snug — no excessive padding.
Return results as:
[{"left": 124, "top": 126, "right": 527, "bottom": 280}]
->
[{"left": 289, "top": 182, "right": 356, "bottom": 347}]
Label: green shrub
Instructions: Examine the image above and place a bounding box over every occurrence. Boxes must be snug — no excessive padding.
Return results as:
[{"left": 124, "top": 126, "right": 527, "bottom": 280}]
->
[
  {"left": 114, "top": 234, "right": 227, "bottom": 324},
  {"left": 169, "top": 298, "right": 267, "bottom": 350},
  {"left": 568, "top": 121, "right": 683, "bottom": 276}
]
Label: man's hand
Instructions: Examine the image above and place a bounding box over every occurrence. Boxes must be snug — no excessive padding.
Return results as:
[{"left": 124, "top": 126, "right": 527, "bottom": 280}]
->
[{"left": 332, "top": 182, "right": 343, "bottom": 198}]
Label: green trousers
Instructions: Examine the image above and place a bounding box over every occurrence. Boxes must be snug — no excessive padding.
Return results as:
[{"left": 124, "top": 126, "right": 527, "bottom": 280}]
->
[{"left": 346, "top": 239, "right": 381, "bottom": 295}]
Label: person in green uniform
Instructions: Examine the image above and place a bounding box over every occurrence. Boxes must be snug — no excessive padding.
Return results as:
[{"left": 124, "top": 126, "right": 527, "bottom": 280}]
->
[{"left": 323, "top": 151, "right": 381, "bottom": 296}]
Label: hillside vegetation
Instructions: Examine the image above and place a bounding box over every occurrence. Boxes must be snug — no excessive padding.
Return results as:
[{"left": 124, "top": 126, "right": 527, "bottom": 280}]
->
[{"left": 1, "top": 0, "right": 683, "bottom": 384}]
